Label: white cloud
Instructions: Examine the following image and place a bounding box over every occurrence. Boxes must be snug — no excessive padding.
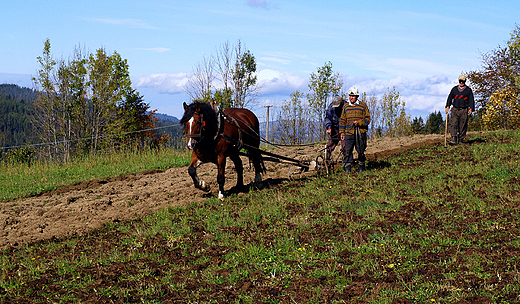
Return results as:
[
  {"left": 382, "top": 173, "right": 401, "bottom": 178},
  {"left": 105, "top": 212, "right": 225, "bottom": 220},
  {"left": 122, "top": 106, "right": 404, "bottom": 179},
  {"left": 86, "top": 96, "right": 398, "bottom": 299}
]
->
[
  {"left": 134, "top": 73, "right": 189, "bottom": 94},
  {"left": 257, "top": 69, "right": 307, "bottom": 95},
  {"left": 343, "top": 74, "right": 456, "bottom": 116},
  {"left": 352, "top": 54, "right": 465, "bottom": 80},
  {"left": 133, "top": 70, "right": 456, "bottom": 118}
]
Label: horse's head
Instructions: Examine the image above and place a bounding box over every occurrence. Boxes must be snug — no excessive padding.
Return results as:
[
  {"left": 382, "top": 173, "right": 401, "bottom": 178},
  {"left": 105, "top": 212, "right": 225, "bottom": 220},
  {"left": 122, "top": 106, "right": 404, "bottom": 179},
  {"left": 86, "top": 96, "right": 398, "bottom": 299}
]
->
[{"left": 181, "top": 102, "right": 205, "bottom": 149}]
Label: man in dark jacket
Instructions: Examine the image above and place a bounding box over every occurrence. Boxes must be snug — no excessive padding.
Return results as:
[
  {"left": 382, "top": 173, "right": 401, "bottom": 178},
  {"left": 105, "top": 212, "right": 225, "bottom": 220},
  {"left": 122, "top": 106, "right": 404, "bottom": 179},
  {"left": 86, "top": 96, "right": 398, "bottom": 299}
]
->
[
  {"left": 324, "top": 96, "right": 344, "bottom": 160},
  {"left": 445, "top": 74, "right": 475, "bottom": 144}
]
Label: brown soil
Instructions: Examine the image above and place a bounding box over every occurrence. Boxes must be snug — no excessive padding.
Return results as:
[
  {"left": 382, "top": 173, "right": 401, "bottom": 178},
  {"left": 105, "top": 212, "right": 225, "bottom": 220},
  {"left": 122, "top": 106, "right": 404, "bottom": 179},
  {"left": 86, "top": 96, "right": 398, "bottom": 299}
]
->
[{"left": 0, "top": 133, "right": 450, "bottom": 250}]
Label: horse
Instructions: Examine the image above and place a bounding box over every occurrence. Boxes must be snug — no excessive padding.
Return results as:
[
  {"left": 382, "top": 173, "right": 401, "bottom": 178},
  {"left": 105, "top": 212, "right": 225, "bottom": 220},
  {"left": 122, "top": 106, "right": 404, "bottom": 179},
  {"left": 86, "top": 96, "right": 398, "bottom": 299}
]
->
[{"left": 180, "top": 101, "right": 266, "bottom": 200}]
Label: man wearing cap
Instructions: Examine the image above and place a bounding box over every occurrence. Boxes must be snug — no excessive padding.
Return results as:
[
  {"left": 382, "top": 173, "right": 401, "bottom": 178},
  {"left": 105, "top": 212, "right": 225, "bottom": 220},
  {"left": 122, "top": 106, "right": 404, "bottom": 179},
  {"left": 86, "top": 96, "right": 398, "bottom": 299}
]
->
[
  {"left": 339, "top": 87, "right": 371, "bottom": 173},
  {"left": 324, "top": 96, "right": 345, "bottom": 160},
  {"left": 445, "top": 74, "right": 475, "bottom": 145}
]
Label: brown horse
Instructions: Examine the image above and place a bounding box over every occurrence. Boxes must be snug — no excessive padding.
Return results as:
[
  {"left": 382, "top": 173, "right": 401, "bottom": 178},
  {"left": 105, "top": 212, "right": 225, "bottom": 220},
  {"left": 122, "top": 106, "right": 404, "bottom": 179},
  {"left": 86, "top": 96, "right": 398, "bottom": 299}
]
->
[{"left": 180, "top": 101, "right": 266, "bottom": 200}]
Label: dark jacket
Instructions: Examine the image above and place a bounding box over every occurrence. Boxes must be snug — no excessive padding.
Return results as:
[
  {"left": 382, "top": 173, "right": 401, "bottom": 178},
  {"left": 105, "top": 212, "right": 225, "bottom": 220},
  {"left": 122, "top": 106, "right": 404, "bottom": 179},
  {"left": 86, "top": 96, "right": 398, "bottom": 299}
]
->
[
  {"left": 324, "top": 102, "right": 342, "bottom": 130},
  {"left": 446, "top": 85, "right": 475, "bottom": 111}
]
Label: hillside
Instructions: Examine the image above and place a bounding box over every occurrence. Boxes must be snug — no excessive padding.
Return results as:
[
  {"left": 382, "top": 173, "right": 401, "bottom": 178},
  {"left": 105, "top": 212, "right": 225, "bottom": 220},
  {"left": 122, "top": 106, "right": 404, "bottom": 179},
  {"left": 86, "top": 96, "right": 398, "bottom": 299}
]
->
[
  {"left": 0, "top": 84, "right": 37, "bottom": 149},
  {"left": 0, "top": 84, "right": 184, "bottom": 151},
  {"left": 0, "top": 132, "right": 450, "bottom": 249}
]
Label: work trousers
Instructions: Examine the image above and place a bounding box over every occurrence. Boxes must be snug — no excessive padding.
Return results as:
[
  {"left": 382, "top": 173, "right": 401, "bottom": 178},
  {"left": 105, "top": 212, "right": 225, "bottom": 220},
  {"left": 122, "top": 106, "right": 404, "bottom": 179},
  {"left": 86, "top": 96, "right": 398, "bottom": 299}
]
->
[
  {"left": 326, "top": 127, "right": 341, "bottom": 154},
  {"left": 341, "top": 132, "right": 367, "bottom": 167},
  {"left": 450, "top": 107, "right": 469, "bottom": 141}
]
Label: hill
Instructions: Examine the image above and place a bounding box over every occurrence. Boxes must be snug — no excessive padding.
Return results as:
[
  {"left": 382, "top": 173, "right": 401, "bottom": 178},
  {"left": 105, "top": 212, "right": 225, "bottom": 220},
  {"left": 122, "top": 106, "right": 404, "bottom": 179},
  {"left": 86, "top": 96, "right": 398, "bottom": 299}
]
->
[
  {"left": 0, "top": 84, "right": 185, "bottom": 151},
  {"left": 1, "top": 131, "right": 518, "bottom": 303},
  {"left": 0, "top": 84, "right": 37, "bottom": 150}
]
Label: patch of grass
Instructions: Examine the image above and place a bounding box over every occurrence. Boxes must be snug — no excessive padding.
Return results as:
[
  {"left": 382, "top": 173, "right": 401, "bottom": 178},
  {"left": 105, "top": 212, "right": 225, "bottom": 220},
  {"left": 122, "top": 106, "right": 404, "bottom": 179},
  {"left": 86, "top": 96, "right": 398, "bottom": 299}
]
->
[
  {"left": 0, "top": 148, "right": 191, "bottom": 202},
  {"left": 1, "top": 130, "right": 519, "bottom": 303}
]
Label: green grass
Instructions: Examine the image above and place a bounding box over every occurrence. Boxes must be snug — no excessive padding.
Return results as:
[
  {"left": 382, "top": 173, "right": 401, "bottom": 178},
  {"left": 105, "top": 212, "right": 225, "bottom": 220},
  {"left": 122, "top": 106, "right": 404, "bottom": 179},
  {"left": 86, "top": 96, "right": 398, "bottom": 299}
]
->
[
  {"left": 1, "top": 130, "right": 519, "bottom": 303},
  {"left": 0, "top": 148, "right": 191, "bottom": 202}
]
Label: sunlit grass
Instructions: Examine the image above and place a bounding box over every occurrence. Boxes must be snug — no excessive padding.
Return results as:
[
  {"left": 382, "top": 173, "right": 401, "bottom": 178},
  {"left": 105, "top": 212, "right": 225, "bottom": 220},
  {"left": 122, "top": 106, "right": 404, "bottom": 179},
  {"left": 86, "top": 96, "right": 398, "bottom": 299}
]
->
[
  {"left": 0, "top": 148, "right": 191, "bottom": 202},
  {"left": 0, "top": 130, "right": 519, "bottom": 302}
]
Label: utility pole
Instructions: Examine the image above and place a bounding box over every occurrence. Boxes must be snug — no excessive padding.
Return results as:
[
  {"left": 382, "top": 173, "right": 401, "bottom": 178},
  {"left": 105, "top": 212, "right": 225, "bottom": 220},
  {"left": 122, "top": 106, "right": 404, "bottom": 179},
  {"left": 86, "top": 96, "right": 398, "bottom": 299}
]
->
[{"left": 265, "top": 105, "right": 272, "bottom": 142}]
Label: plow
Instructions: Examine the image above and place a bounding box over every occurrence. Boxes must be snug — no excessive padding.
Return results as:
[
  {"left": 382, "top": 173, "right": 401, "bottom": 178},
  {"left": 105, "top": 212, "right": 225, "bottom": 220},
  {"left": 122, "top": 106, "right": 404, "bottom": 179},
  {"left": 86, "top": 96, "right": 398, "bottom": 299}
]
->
[{"left": 241, "top": 139, "right": 342, "bottom": 179}]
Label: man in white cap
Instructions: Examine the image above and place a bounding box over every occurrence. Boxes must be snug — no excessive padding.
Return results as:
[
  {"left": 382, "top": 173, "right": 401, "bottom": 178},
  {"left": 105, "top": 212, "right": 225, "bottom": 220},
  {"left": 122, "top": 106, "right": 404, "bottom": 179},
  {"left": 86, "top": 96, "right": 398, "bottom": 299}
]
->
[
  {"left": 445, "top": 74, "right": 475, "bottom": 145},
  {"left": 324, "top": 96, "right": 345, "bottom": 160},
  {"left": 339, "top": 87, "right": 371, "bottom": 173}
]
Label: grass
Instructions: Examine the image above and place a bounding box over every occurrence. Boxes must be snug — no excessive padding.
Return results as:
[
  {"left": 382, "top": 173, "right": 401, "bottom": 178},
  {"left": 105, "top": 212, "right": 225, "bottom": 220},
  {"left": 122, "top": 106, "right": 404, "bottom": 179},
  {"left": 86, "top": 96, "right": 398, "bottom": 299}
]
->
[
  {"left": 1, "top": 130, "right": 520, "bottom": 303},
  {"left": 0, "top": 147, "right": 191, "bottom": 202}
]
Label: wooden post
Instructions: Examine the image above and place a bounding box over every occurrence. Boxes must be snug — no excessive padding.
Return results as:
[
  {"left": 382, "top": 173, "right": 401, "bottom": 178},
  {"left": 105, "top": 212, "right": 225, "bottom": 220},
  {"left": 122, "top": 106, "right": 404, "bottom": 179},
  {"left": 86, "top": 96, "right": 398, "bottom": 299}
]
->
[
  {"left": 265, "top": 105, "right": 272, "bottom": 143},
  {"left": 445, "top": 112, "right": 449, "bottom": 147}
]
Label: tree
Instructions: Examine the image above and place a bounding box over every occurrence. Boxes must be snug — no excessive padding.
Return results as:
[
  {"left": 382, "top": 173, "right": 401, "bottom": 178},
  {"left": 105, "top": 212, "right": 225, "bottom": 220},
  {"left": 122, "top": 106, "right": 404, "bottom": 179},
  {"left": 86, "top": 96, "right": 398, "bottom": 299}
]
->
[
  {"left": 360, "top": 92, "right": 380, "bottom": 137},
  {"left": 467, "top": 24, "right": 520, "bottom": 129},
  {"left": 482, "top": 88, "right": 520, "bottom": 130},
  {"left": 411, "top": 116, "right": 425, "bottom": 134},
  {"left": 54, "top": 45, "right": 89, "bottom": 160},
  {"left": 380, "top": 87, "right": 410, "bottom": 137},
  {"left": 115, "top": 90, "right": 169, "bottom": 148},
  {"left": 185, "top": 55, "right": 215, "bottom": 102},
  {"left": 185, "top": 40, "right": 260, "bottom": 110},
  {"left": 32, "top": 38, "right": 59, "bottom": 159},
  {"left": 307, "top": 62, "right": 343, "bottom": 136},
  {"left": 32, "top": 39, "right": 157, "bottom": 161},
  {"left": 233, "top": 49, "right": 258, "bottom": 108},
  {"left": 423, "top": 111, "right": 443, "bottom": 134},
  {"left": 275, "top": 91, "right": 314, "bottom": 144},
  {"left": 87, "top": 48, "right": 132, "bottom": 152}
]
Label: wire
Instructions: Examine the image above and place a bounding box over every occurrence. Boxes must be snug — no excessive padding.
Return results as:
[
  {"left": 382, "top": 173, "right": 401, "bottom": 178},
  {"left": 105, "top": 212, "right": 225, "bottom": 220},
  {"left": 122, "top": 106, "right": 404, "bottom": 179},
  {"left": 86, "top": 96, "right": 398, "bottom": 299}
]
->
[{"left": 0, "top": 124, "right": 179, "bottom": 150}]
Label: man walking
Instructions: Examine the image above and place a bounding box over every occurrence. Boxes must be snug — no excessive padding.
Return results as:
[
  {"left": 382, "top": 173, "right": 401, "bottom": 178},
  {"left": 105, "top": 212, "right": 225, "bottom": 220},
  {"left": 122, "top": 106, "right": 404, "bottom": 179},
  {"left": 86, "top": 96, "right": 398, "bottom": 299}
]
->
[
  {"left": 339, "top": 87, "right": 371, "bottom": 173},
  {"left": 445, "top": 74, "right": 475, "bottom": 144}
]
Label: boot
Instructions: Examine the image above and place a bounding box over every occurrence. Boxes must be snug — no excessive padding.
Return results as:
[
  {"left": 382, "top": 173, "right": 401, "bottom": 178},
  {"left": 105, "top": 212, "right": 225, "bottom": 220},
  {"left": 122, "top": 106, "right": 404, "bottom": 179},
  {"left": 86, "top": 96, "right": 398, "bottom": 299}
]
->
[
  {"left": 344, "top": 164, "right": 351, "bottom": 174},
  {"left": 358, "top": 162, "right": 366, "bottom": 173},
  {"left": 449, "top": 136, "right": 458, "bottom": 145}
]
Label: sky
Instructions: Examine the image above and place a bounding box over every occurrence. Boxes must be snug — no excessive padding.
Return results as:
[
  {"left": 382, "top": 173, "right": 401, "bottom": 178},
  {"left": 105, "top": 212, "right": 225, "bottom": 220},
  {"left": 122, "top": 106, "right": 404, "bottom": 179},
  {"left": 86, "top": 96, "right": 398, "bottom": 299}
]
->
[{"left": 1, "top": 0, "right": 519, "bottom": 121}]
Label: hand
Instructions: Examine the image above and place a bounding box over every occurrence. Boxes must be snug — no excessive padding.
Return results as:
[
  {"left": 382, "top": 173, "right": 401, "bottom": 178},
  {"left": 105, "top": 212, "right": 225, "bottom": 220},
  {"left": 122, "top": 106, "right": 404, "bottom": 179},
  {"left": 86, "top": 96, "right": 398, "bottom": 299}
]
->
[
  {"left": 341, "top": 135, "right": 345, "bottom": 140},
  {"left": 326, "top": 129, "right": 331, "bottom": 134},
  {"left": 353, "top": 121, "right": 358, "bottom": 126},
  {"left": 468, "top": 108, "right": 473, "bottom": 115}
]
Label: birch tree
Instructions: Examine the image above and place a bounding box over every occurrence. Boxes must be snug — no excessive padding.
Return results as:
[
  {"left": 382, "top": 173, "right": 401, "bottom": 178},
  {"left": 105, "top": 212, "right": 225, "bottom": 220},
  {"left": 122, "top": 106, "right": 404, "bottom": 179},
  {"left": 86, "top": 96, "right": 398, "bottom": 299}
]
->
[{"left": 307, "top": 62, "right": 343, "bottom": 137}]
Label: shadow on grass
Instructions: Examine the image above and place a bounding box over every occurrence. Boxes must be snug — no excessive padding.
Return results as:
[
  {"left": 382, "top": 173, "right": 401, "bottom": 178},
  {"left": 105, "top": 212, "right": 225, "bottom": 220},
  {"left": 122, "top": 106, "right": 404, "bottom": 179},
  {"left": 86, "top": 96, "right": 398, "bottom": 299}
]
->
[{"left": 368, "top": 160, "right": 391, "bottom": 170}]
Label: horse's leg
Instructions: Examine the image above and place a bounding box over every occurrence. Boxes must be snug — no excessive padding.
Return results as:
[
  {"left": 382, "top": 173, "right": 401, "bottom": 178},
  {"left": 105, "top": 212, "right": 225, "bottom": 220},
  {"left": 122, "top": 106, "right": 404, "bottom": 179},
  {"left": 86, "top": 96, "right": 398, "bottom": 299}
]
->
[
  {"left": 217, "top": 154, "right": 227, "bottom": 200},
  {"left": 188, "top": 151, "right": 210, "bottom": 191},
  {"left": 229, "top": 152, "right": 244, "bottom": 190},
  {"left": 250, "top": 150, "right": 263, "bottom": 188}
]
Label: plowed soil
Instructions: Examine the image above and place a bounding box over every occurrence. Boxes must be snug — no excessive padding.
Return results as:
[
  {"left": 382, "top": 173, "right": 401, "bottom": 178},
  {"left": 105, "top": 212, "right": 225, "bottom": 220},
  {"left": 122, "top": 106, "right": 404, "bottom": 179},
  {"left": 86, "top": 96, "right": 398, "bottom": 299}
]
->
[{"left": 0, "top": 134, "right": 448, "bottom": 250}]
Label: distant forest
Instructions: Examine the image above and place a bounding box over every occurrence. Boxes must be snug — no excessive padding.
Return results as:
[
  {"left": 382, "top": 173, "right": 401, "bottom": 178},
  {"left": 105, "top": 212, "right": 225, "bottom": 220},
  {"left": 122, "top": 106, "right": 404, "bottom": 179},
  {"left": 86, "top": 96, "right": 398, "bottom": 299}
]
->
[
  {"left": 0, "top": 84, "right": 184, "bottom": 153},
  {"left": 0, "top": 84, "right": 38, "bottom": 150}
]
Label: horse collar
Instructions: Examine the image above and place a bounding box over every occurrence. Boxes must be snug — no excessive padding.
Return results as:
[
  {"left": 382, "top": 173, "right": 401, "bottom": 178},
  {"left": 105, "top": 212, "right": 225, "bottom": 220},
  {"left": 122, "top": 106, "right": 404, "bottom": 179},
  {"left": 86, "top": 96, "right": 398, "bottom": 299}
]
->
[{"left": 211, "top": 112, "right": 222, "bottom": 141}]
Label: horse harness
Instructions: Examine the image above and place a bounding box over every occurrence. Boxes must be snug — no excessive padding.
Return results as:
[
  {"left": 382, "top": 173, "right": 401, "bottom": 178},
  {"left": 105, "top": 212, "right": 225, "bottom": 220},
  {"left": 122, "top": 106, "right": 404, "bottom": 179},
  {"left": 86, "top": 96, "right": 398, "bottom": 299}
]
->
[{"left": 188, "top": 110, "right": 243, "bottom": 150}]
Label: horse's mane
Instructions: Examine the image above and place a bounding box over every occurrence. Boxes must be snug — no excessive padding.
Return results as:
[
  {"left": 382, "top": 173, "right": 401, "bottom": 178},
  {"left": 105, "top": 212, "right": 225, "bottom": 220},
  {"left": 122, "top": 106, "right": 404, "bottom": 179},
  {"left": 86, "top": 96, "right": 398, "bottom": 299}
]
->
[{"left": 180, "top": 101, "right": 219, "bottom": 136}]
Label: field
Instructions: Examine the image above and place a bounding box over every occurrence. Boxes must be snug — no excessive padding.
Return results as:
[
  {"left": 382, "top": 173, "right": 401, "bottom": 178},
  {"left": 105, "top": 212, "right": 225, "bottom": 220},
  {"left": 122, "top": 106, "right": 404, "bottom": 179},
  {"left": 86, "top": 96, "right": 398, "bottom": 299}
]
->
[{"left": 1, "top": 131, "right": 519, "bottom": 303}]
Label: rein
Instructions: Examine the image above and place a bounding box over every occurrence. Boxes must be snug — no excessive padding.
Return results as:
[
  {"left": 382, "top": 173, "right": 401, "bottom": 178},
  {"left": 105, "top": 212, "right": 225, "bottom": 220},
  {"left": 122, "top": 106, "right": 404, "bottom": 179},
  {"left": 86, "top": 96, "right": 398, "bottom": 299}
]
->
[{"left": 186, "top": 113, "right": 204, "bottom": 139}]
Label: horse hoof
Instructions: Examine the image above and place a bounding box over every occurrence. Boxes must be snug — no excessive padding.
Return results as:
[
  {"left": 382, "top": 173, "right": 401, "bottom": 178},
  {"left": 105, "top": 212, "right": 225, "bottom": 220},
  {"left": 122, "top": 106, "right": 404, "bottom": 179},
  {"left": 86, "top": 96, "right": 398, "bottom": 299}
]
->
[
  {"left": 199, "top": 180, "right": 211, "bottom": 192},
  {"left": 218, "top": 191, "right": 225, "bottom": 201}
]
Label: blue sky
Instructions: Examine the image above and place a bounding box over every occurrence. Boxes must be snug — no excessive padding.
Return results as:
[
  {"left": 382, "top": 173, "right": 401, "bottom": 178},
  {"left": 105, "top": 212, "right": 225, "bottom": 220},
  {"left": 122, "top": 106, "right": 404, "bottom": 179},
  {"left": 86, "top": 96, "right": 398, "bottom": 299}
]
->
[{"left": 1, "top": 0, "right": 519, "bottom": 120}]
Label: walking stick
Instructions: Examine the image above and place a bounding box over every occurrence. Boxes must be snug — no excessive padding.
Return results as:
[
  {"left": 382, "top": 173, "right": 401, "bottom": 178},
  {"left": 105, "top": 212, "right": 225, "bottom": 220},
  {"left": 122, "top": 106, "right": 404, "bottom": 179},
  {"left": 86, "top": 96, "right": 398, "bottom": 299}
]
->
[{"left": 444, "top": 112, "right": 449, "bottom": 147}]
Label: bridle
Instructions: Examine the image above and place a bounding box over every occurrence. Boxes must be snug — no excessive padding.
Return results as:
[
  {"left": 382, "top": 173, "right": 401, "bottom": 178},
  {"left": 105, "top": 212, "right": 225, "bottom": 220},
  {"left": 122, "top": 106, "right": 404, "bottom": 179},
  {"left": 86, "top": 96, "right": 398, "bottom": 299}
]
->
[{"left": 186, "top": 112, "right": 205, "bottom": 139}]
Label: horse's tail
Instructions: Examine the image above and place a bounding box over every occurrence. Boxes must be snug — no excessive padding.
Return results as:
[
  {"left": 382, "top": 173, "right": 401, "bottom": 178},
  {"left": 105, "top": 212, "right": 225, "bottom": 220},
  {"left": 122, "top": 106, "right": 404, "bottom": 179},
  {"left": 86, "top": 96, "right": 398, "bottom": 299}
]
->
[{"left": 248, "top": 146, "right": 266, "bottom": 174}]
